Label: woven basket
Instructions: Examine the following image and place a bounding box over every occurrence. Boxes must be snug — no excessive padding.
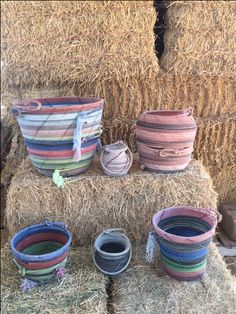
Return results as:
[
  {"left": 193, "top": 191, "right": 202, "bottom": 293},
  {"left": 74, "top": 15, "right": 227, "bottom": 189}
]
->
[
  {"left": 152, "top": 206, "right": 221, "bottom": 281},
  {"left": 93, "top": 229, "right": 132, "bottom": 276},
  {"left": 10, "top": 221, "right": 72, "bottom": 282},
  {"left": 12, "top": 97, "right": 103, "bottom": 177},
  {"left": 136, "top": 109, "right": 197, "bottom": 173}
]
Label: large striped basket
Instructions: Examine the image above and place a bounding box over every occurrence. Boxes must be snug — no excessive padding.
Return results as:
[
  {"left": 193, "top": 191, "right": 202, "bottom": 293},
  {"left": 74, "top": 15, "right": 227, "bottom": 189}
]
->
[
  {"left": 12, "top": 97, "right": 103, "bottom": 177},
  {"left": 152, "top": 206, "right": 220, "bottom": 281},
  {"left": 10, "top": 221, "right": 72, "bottom": 282}
]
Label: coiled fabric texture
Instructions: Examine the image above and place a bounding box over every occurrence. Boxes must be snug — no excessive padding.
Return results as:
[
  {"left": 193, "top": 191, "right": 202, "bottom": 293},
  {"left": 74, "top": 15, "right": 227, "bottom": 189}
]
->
[
  {"left": 100, "top": 141, "right": 133, "bottom": 177},
  {"left": 152, "top": 206, "right": 218, "bottom": 281},
  {"left": 10, "top": 222, "right": 72, "bottom": 282},
  {"left": 93, "top": 229, "right": 132, "bottom": 276},
  {"left": 13, "top": 97, "right": 103, "bottom": 177},
  {"left": 136, "top": 109, "right": 197, "bottom": 173}
]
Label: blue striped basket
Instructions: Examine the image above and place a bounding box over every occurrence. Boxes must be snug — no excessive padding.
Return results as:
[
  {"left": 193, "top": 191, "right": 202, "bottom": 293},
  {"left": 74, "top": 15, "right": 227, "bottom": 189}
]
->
[
  {"left": 12, "top": 97, "right": 103, "bottom": 177},
  {"left": 10, "top": 221, "right": 72, "bottom": 283},
  {"left": 147, "top": 206, "right": 221, "bottom": 281}
]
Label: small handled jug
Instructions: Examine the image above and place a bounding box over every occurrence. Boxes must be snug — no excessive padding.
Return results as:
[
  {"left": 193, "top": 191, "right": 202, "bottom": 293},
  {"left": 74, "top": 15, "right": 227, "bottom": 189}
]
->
[
  {"left": 92, "top": 228, "right": 132, "bottom": 276},
  {"left": 101, "top": 141, "right": 133, "bottom": 176}
]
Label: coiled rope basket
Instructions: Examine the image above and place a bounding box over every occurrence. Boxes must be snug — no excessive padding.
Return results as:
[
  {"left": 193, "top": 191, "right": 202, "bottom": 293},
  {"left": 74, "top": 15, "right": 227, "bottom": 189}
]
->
[
  {"left": 10, "top": 221, "right": 72, "bottom": 282},
  {"left": 100, "top": 141, "right": 133, "bottom": 176},
  {"left": 136, "top": 109, "right": 197, "bottom": 173},
  {"left": 146, "top": 206, "right": 221, "bottom": 281},
  {"left": 93, "top": 229, "right": 132, "bottom": 276},
  {"left": 12, "top": 97, "right": 103, "bottom": 177}
]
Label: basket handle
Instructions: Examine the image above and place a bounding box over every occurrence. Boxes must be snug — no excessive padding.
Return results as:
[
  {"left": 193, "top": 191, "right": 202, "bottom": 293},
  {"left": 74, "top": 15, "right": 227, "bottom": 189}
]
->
[
  {"left": 160, "top": 148, "right": 186, "bottom": 158},
  {"left": 139, "top": 143, "right": 186, "bottom": 158},
  {"left": 13, "top": 258, "right": 26, "bottom": 276},
  {"left": 215, "top": 210, "right": 222, "bottom": 223},
  {"left": 183, "top": 107, "right": 193, "bottom": 116},
  {"left": 102, "top": 228, "right": 123, "bottom": 235},
  {"left": 12, "top": 99, "right": 42, "bottom": 116},
  {"left": 44, "top": 220, "right": 68, "bottom": 229}
]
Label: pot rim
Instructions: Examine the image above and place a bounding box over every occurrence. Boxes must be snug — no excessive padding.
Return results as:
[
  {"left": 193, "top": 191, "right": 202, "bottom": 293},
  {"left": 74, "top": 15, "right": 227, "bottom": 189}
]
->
[
  {"left": 142, "top": 109, "right": 190, "bottom": 117},
  {"left": 152, "top": 206, "right": 218, "bottom": 244},
  {"left": 12, "top": 97, "right": 104, "bottom": 115},
  {"left": 11, "top": 222, "right": 72, "bottom": 262},
  {"left": 14, "top": 96, "right": 103, "bottom": 107},
  {"left": 94, "top": 231, "right": 131, "bottom": 257}
]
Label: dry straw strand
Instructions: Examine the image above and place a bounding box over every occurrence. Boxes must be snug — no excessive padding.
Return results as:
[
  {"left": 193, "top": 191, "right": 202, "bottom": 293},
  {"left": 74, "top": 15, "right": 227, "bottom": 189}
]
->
[
  {"left": 208, "top": 164, "right": 236, "bottom": 205},
  {"left": 194, "top": 116, "right": 236, "bottom": 166}
]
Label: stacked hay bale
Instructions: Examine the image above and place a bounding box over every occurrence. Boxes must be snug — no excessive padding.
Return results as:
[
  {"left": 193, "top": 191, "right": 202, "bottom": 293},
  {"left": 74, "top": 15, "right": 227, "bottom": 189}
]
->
[
  {"left": 159, "top": 1, "right": 236, "bottom": 204},
  {"left": 1, "top": 0, "right": 159, "bottom": 146},
  {"left": 1, "top": 0, "right": 160, "bottom": 225},
  {"left": 1, "top": 245, "right": 108, "bottom": 313},
  {"left": 5, "top": 156, "right": 217, "bottom": 245},
  {"left": 161, "top": 1, "right": 235, "bottom": 75},
  {"left": 112, "top": 245, "right": 236, "bottom": 313}
]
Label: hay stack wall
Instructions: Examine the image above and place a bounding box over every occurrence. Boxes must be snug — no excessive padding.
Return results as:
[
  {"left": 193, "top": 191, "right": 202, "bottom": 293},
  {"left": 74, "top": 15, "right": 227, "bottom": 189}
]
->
[
  {"left": 160, "top": 1, "right": 236, "bottom": 75},
  {"left": 159, "top": 1, "right": 236, "bottom": 203},
  {"left": 1, "top": 0, "right": 159, "bottom": 135}
]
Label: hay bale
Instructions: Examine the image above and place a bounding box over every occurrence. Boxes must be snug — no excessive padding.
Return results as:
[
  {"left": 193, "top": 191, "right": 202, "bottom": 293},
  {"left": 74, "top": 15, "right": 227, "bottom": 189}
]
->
[
  {"left": 112, "top": 244, "right": 236, "bottom": 313},
  {"left": 156, "top": 73, "right": 236, "bottom": 118},
  {"left": 161, "top": 1, "right": 236, "bottom": 75},
  {"left": 1, "top": 186, "right": 7, "bottom": 228},
  {"left": 1, "top": 244, "right": 108, "bottom": 314},
  {"left": 6, "top": 156, "right": 217, "bottom": 245},
  {"left": 0, "top": 229, "right": 9, "bottom": 248},
  {"left": 1, "top": 135, "right": 28, "bottom": 228},
  {"left": 1, "top": 116, "right": 12, "bottom": 170},
  {"left": 194, "top": 116, "right": 236, "bottom": 167},
  {"left": 208, "top": 164, "right": 236, "bottom": 204},
  {"left": 1, "top": 1, "right": 158, "bottom": 88}
]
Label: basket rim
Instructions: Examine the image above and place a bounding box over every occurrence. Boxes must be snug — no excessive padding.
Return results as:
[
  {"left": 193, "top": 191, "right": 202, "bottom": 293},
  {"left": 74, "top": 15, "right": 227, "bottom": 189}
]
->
[
  {"left": 152, "top": 206, "right": 218, "bottom": 244},
  {"left": 10, "top": 222, "right": 72, "bottom": 262}
]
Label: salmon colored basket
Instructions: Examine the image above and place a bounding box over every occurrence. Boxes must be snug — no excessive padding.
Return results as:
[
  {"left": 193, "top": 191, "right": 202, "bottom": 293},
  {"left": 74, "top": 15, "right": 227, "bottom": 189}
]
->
[{"left": 136, "top": 109, "right": 197, "bottom": 173}]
